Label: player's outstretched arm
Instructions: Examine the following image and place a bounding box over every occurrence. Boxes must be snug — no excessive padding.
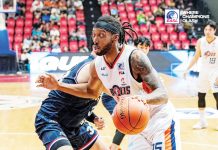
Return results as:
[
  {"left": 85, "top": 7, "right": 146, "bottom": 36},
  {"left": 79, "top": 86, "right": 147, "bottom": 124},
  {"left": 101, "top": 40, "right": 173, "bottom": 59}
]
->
[
  {"left": 130, "top": 50, "right": 168, "bottom": 105},
  {"left": 36, "top": 62, "right": 106, "bottom": 99},
  {"left": 184, "top": 39, "right": 201, "bottom": 78}
]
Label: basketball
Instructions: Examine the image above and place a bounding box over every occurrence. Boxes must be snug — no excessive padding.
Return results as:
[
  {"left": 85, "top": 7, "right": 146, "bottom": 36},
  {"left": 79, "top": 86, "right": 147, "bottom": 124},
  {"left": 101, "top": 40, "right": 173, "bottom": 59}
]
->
[{"left": 112, "top": 97, "right": 150, "bottom": 135}]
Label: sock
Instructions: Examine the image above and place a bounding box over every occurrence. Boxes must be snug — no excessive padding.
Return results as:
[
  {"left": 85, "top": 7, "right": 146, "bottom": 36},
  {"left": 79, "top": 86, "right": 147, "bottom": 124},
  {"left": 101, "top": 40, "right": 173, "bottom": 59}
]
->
[{"left": 199, "top": 109, "right": 206, "bottom": 123}]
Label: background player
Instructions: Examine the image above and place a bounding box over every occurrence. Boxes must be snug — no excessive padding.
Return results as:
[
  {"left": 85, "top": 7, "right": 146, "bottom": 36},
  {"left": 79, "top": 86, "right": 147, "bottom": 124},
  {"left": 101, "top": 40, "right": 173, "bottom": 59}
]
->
[
  {"left": 184, "top": 19, "right": 218, "bottom": 130},
  {"left": 36, "top": 15, "right": 180, "bottom": 150},
  {"left": 35, "top": 51, "right": 108, "bottom": 150}
]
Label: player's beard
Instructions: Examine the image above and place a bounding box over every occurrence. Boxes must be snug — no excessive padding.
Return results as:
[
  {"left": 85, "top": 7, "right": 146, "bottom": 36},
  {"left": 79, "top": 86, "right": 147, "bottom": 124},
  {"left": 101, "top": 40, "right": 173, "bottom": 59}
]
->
[{"left": 96, "top": 41, "right": 113, "bottom": 56}]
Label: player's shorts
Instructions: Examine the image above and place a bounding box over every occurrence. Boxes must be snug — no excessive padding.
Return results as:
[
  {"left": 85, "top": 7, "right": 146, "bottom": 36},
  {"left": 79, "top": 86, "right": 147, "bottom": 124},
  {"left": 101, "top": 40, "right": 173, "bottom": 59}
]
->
[
  {"left": 128, "top": 102, "right": 181, "bottom": 150},
  {"left": 35, "top": 113, "right": 99, "bottom": 150},
  {"left": 197, "top": 68, "right": 218, "bottom": 93}
]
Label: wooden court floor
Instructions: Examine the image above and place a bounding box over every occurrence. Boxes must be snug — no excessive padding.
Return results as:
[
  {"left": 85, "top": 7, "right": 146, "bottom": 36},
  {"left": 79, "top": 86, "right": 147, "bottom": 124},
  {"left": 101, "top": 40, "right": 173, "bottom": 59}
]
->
[{"left": 0, "top": 74, "right": 217, "bottom": 150}]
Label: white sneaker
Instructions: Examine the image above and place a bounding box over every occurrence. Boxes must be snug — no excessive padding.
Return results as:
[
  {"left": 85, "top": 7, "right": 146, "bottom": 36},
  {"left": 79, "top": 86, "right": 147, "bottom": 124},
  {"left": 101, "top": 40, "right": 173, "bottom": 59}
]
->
[{"left": 192, "top": 121, "right": 208, "bottom": 129}]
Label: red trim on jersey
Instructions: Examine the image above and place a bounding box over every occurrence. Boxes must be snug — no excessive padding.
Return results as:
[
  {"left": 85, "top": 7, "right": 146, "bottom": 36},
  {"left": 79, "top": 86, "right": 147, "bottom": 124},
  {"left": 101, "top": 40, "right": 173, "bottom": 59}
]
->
[
  {"left": 142, "top": 81, "right": 153, "bottom": 93},
  {"left": 103, "top": 46, "right": 125, "bottom": 69}
]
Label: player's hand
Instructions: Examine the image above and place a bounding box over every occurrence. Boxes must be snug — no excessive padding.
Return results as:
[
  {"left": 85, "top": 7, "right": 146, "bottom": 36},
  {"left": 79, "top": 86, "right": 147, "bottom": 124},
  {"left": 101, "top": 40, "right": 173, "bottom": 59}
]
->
[
  {"left": 110, "top": 143, "right": 121, "bottom": 150},
  {"left": 94, "top": 117, "right": 105, "bottom": 130},
  {"left": 35, "top": 73, "right": 59, "bottom": 90}
]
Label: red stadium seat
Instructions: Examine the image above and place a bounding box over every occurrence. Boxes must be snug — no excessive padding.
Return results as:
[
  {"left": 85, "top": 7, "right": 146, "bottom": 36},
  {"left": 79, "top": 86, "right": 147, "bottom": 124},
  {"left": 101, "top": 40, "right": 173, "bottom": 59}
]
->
[
  {"left": 60, "top": 27, "right": 68, "bottom": 35},
  {"left": 151, "top": 32, "right": 160, "bottom": 42},
  {"left": 25, "top": 11, "right": 33, "bottom": 19},
  {"left": 141, "top": 0, "right": 148, "bottom": 5},
  {"left": 117, "top": 3, "right": 125, "bottom": 12},
  {"left": 14, "top": 34, "right": 23, "bottom": 43},
  {"left": 7, "top": 18, "right": 15, "bottom": 27},
  {"left": 16, "top": 18, "right": 24, "bottom": 27},
  {"left": 128, "top": 11, "right": 136, "bottom": 19},
  {"left": 191, "top": 38, "right": 197, "bottom": 46},
  {"left": 24, "top": 27, "right": 32, "bottom": 35},
  {"left": 79, "top": 40, "right": 87, "bottom": 47},
  {"left": 149, "top": 0, "right": 156, "bottom": 5},
  {"left": 179, "top": 32, "right": 188, "bottom": 41},
  {"left": 60, "top": 34, "right": 68, "bottom": 42},
  {"left": 153, "top": 41, "right": 163, "bottom": 50},
  {"left": 166, "top": 24, "right": 175, "bottom": 33},
  {"left": 143, "top": 5, "right": 150, "bottom": 12},
  {"left": 135, "top": 2, "right": 143, "bottom": 9},
  {"left": 140, "top": 24, "right": 148, "bottom": 33},
  {"left": 69, "top": 40, "right": 78, "bottom": 52},
  {"left": 155, "top": 17, "right": 164, "bottom": 25},
  {"left": 158, "top": 24, "right": 166, "bottom": 33},
  {"left": 125, "top": 3, "right": 134, "bottom": 12},
  {"left": 150, "top": 4, "right": 158, "bottom": 13},
  {"left": 119, "top": 11, "right": 127, "bottom": 19},
  {"left": 143, "top": 32, "right": 150, "bottom": 39},
  {"left": 15, "top": 27, "right": 24, "bottom": 35},
  {"left": 13, "top": 42, "right": 22, "bottom": 53},
  {"left": 9, "top": 35, "right": 14, "bottom": 43},
  {"left": 174, "top": 40, "right": 181, "bottom": 49},
  {"left": 25, "top": 19, "right": 33, "bottom": 27},
  {"left": 169, "top": 32, "right": 178, "bottom": 41},
  {"left": 160, "top": 32, "right": 169, "bottom": 42},
  {"left": 60, "top": 41, "right": 69, "bottom": 52},
  {"left": 149, "top": 24, "right": 157, "bottom": 33},
  {"left": 7, "top": 26, "right": 14, "bottom": 36},
  {"left": 60, "top": 18, "right": 67, "bottom": 27},
  {"left": 182, "top": 40, "right": 190, "bottom": 49}
]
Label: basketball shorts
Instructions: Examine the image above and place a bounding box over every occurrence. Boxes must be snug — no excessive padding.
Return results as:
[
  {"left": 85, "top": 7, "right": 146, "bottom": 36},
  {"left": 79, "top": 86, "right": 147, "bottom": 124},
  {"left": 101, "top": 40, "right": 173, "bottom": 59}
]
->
[
  {"left": 35, "top": 113, "right": 99, "bottom": 150},
  {"left": 128, "top": 103, "right": 181, "bottom": 150},
  {"left": 197, "top": 69, "right": 218, "bottom": 93}
]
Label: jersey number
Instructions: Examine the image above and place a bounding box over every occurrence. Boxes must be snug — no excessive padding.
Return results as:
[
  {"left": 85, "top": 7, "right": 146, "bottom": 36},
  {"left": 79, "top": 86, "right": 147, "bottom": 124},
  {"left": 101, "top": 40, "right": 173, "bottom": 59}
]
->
[
  {"left": 87, "top": 126, "right": 94, "bottom": 135},
  {"left": 152, "top": 142, "right": 162, "bottom": 150},
  {"left": 209, "top": 58, "right": 216, "bottom": 64}
]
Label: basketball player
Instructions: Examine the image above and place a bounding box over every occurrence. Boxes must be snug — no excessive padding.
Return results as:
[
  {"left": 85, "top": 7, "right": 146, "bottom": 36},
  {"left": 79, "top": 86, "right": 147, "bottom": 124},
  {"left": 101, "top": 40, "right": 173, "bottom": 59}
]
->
[
  {"left": 101, "top": 36, "right": 151, "bottom": 149},
  {"left": 184, "top": 20, "right": 218, "bottom": 130},
  {"left": 36, "top": 15, "right": 180, "bottom": 149},
  {"left": 35, "top": 51, "right": 109, "bottom": 150}
]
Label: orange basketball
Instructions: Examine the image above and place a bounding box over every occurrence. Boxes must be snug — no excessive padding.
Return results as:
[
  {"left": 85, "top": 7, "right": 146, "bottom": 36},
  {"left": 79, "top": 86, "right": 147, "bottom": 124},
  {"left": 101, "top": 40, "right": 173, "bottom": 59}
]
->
[{"left": 112, "top": 97, "right": 150, "bottom": 135}]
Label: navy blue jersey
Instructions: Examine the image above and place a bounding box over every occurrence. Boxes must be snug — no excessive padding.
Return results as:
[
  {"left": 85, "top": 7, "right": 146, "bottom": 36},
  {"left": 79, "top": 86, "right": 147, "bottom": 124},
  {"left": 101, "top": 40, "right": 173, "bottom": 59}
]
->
[{"left": 38, "top": 55, "right": 98, "bottom": 129}]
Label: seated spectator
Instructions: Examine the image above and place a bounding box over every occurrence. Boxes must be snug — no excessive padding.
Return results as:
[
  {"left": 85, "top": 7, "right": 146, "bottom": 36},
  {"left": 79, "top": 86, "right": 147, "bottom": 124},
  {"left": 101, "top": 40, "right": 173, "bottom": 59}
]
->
[
  {"left": 22, "top": 37, "right": 33, "bottom": 51},
  {"left": 74, "top": 0, "right": 83, "bottom": 10},
  {"left": 168, "top": 41, "right": 177, "bottom": 50},
  {"left": 19, "top": 49, "right": 30, "bottom": 72},
  {"left": 50, "top": 11, "right": 60, "bottom": 24},
  {"left": 110, "top": 7, "right": 118, "bottom": 18},
  {"left": 137, "top": 11, "right": 147, "bottom": 25},
  {"left": 70, "top": 31, "right": 78, "bottom": 41},
  {"left": 32, "top": 0, "right": 44, "bottom": 12}
]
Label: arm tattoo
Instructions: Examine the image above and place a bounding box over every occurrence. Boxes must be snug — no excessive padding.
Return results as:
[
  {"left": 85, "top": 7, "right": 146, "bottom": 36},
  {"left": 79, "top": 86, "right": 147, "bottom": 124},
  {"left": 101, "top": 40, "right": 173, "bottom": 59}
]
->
[{"left": 130, "top": 50, "right": 168, "bottom": 105}]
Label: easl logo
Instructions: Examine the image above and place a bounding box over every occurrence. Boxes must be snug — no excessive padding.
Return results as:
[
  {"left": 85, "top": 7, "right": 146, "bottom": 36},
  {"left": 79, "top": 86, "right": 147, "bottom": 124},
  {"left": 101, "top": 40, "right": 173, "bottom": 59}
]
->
[{"left": 165, "top": 9, "right": 180, "bottom": 24}]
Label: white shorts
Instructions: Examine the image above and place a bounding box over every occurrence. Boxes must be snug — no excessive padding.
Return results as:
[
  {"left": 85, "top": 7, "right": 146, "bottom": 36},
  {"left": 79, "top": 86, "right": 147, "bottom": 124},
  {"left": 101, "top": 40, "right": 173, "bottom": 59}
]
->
[
  {"left": 197, "top": 68, "right": 218, "bottom": 93},
  {"left": 128, "top": 103, "right": 181, "bottom": 150}
]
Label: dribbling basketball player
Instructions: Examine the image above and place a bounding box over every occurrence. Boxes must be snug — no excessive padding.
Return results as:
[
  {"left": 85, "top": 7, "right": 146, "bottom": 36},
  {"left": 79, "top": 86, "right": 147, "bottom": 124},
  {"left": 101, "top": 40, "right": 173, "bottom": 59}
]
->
[
  {"left": 184, "top": 20, "right": 218, "bottom": 130},
  {"left": 36, "top": 15, "right": 181, "bottom": 150}
]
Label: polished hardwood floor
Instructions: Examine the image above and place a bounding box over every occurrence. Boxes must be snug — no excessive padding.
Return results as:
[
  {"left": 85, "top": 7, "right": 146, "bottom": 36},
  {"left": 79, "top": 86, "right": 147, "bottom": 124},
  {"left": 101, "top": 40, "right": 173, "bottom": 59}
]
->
[{"left": 0, "top": 74, "right": 217, "bottom": 150}]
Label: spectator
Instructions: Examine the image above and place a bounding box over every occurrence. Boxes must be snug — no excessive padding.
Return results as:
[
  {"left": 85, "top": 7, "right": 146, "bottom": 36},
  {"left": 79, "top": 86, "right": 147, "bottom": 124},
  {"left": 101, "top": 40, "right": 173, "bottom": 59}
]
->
[
  {"left": 32, "top": 0, "right": 44, "bottom": 12},
  {"left": 137, "top": 11, "right": 147, "bottom": 25}
]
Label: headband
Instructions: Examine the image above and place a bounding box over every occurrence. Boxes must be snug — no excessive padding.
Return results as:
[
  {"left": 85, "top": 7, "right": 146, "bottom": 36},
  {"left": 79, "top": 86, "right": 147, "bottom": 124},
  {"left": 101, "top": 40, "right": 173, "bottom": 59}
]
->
[{"left": 94, "top": 21, "right": 119, "bottom": 34}]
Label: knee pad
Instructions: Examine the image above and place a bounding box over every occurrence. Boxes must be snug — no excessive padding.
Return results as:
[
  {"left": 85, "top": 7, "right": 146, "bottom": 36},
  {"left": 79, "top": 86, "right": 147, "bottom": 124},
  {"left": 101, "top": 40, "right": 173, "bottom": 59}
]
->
[
  {"left": 198, "top": 92, "right": 206, "bottom": 108},
  {"left": 213, "top": 93, "right": 218, "bottom": 109}
]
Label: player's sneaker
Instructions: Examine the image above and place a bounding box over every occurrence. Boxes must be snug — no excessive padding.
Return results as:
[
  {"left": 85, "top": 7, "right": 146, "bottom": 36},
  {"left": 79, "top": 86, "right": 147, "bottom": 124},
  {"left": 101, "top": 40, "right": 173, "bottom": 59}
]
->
[{"left": 192, "top": 121, "right": 208, "bottom": 129}]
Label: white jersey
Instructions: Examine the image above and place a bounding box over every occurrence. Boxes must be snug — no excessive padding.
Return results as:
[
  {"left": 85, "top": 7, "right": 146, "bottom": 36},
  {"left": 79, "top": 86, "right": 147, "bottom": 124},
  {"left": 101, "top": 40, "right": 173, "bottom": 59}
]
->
[
  {"left": 95, "top": 45, "right": 174, "bottom": 120},
  {"left": 200, "top": 37, "right": 218, "bottom": 69}
]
